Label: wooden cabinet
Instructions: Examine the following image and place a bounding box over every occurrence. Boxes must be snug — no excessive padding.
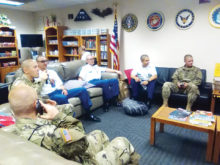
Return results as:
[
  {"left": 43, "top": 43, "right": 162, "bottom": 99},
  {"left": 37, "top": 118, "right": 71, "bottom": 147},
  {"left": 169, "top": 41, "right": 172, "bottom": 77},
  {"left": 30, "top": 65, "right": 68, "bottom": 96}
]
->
[
  {"left": 62, "top": 35, "right": 80, "bottom": 61},
  {"left": 0, "top": 26, "right": 19, "bottom": 82},
  {"left": 80, "top": 35, "right": 100, "bottom": 65},
  {"left": 100, "top": 34, "right": 111, "bottom": 68},
  {"left": 45, "top": 26, "right": 67, "bottom": 62}
]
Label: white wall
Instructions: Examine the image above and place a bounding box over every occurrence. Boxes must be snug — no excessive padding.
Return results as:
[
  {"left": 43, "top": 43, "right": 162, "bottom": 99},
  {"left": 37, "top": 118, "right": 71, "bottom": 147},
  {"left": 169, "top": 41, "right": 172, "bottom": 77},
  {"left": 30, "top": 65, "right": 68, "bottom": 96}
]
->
[
  {"left": 119, "top": 0, "right": 220, "bottom": 82},
  {"left": 34, "top": 1, "right": 115, "bottom": 33},
  {"left": 33, "top": 0, "right": 220, "bottom": 82},
  {"left": 0, "top": 8, "right": 36, "bottom": 61}
]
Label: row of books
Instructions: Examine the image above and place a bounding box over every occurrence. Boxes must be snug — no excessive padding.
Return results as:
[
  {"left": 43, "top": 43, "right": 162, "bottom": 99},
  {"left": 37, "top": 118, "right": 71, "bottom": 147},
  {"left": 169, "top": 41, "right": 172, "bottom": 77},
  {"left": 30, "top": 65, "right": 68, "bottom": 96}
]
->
[
  {"left": 84, "top": 39, "right": 96, "bottom": 49},
  {"left": 169, "top": 108, "right": 215, "bottom": 127},
  {"left": 100, "top": 44, "right": 108, "bottom": 52},
  {"left": 100, "top": 51, "right": 108, "bottom": 60}
]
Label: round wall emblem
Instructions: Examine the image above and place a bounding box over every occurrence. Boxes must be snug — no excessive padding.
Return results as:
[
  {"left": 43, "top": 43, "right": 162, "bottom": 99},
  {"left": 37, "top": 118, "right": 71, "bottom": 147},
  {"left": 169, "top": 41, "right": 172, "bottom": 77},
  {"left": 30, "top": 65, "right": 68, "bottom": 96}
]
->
[
  {"left": 175, "top": 9, "right": 195, "bottom": 29},
  {"left": 122, "top": 13, "right": 138, "bottom": 32},
  {"left": 146, "top": 12, "right": 165, "bottom": 31},
  {"left": 209, "top": 4, "right": 220, "bottom": 28}
]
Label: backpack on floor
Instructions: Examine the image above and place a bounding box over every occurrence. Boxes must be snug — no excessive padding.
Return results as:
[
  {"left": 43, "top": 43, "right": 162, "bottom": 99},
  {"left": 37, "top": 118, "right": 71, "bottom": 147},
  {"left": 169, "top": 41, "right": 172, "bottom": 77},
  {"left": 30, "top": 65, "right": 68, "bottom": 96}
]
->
[
  {"left": 118, "top": 79, "right": 130, "bottom": 102},
  {"left": 122, "top": 98, "right": 148, "bottom": 116}
]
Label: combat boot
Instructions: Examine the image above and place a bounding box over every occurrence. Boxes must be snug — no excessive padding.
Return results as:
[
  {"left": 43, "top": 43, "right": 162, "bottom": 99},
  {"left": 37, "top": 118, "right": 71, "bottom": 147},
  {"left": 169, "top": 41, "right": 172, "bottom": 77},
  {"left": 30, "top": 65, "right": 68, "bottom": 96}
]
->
[
  {"left": 162, "top": 99, "right": 168, "bottom": 107},
  {"left": 186, "top": 103, "right": 192, "bottom": 112}
]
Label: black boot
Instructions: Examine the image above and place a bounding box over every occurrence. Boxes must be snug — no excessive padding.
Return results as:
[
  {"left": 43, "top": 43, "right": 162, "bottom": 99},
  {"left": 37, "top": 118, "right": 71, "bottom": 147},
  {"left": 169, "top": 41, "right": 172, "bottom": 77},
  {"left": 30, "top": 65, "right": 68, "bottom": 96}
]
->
[{"left": 86, "top": 113, "right": 101, "bottom": 122}]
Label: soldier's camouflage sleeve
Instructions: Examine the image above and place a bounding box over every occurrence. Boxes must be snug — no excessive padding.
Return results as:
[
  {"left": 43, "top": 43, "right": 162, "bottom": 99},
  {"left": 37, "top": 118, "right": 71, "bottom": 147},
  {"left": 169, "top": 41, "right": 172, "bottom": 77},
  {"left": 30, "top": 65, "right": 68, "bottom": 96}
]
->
[
  {"left": 51, "top": 112, "right": 85, "bottom": 134},
  {"left": 172, "top": 68, "right": 181, "bottom": 84},
  {"left": 42, "top": 112, "right": 91, "bottom": 163},
  {"left": 192, "top": 68, "right": 202, "bottom": 86}
]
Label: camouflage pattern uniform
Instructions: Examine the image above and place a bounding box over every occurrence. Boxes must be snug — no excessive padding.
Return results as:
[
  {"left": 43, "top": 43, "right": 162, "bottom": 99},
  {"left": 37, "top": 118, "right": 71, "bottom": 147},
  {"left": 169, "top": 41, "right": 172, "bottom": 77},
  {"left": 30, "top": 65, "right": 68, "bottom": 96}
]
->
[
  {"left": 10, "top": 74, "right": 74, "bottom": 116},
  {"left": 162, "top": 66, "right": 202, "bottom": 108},
  {"left": 3, "top": 112, "right": 140, "bottom": 165}
]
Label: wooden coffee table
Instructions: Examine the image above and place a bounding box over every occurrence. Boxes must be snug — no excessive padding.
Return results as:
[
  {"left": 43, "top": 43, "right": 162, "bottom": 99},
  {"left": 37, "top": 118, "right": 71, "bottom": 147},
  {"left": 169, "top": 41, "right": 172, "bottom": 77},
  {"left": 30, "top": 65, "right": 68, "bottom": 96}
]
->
[{"left": 150, "top": 106, "right": 216, "bottom": 162}]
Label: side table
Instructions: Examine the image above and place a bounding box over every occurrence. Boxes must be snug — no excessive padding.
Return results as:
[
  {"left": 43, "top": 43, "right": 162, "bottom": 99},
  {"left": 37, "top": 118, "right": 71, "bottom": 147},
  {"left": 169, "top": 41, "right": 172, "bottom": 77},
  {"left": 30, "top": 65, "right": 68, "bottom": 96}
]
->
[{"left": 210, "top": 90, "right": 220, "bottom": 113}]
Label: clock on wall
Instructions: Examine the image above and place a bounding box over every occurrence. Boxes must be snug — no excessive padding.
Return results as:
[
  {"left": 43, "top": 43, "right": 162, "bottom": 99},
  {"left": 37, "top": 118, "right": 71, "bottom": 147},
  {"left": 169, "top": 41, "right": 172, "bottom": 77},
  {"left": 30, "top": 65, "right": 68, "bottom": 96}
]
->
[
  {"left": 209, "top": 4, "right": 220, "bottom": 28},
  {"left": 146, "top": 12, "right": 165, "bottom": 31},
  {"left": 175, "top": 9, "right": 195, "bottom": 30},
  {"left": 122, "top": 13, "right": 138, "bottom": 32}
]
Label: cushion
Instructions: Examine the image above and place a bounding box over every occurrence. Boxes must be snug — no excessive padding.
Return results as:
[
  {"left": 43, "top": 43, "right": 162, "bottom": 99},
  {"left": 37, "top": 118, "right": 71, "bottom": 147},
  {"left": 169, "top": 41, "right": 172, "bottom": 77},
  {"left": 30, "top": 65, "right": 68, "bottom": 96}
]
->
[
  {"left": 101, "top": 72, "right": 118, "bottom": 80},
  {"left": 124, "top": 69, "right": 133, "bottom": 84},
  {"left": 47, "top": 62, "right": 65, "bottom": 80},
  {"left": 87, "top": 88, "right": 103, "bottom": 97},
  {"left": 122, "top": 98, "right": 148, "bottom": 116},
  {"left": 155, "top": 67, "right": 170, "bottom": 86},
  {"left": 62, "top": 60, "right": 86, "bottom": 82},
  {"left": 68, "top": 97, "right": 81, "bottom": 106}
]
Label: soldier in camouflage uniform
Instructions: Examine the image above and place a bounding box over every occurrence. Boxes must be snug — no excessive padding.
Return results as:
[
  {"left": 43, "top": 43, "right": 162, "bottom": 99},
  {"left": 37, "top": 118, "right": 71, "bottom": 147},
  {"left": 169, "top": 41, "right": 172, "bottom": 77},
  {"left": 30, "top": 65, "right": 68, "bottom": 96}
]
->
[
  {"left": 4, "top": 85, "right": 140, "bottom": 165},
  {"left": 10, "top": 59, "right": 74, "bottom": 116},
  {"left": 162, "top": 55, "right": 202, "bottom": 111}
]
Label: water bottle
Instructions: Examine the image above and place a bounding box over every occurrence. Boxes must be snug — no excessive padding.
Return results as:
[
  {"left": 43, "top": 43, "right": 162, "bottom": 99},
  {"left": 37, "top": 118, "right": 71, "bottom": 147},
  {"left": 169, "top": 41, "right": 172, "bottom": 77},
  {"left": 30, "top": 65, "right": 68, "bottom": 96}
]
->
[{"left": 137, "top": 73, "right": 147, "bottom": 90}]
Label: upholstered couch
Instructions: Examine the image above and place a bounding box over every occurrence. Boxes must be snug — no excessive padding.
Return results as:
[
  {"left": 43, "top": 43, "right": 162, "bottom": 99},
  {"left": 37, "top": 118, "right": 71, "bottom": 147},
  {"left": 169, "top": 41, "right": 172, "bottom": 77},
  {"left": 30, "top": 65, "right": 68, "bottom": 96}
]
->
[
  {"left": 0, "top": 60, "right": 118, "bottom": 164},
  {"left": 1, "top": 60, "right": 118, "bottom": 117},
  {"left": 124, "top": 67, "right": 212, "bottom": 110},
  {"left": 154, "top": 67, "right": 212, "bottom": 110}
]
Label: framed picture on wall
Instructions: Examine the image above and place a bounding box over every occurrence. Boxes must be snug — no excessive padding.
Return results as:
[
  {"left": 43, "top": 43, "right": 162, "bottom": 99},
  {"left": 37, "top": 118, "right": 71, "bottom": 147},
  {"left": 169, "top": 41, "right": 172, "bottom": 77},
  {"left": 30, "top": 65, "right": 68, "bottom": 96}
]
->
[
  {"left": 209, "top": 4, "right": 220, "bottom": 28},
  {"left": 122, "top": 13, "right": 138, "bottom": 32},
  {"left": 146, "top": 11, "right": 165, "bottom": 31},
  {"left": 175, "top": 9, "right": 195, "bottom": 30}
]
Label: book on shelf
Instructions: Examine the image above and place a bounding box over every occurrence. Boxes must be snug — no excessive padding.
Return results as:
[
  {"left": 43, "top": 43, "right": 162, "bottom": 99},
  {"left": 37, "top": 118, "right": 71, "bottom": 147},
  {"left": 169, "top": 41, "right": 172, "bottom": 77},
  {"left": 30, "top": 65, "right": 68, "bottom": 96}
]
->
[
  {"left": 189, "top": 110, "right": 215, "bottom": 127},
  {"left": 169, "top": 108, "right": 191, "bottom": 121},
  {"left": 84, "top": 39, "right": 96, "bottom": 49},
  {"left": 100, "top": 51, "right": 107, "bottom": 59}
]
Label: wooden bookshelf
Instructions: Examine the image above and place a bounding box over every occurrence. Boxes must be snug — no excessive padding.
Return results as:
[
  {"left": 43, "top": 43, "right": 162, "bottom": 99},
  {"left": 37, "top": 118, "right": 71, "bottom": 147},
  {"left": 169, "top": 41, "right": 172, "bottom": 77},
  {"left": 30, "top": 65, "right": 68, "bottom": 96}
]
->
[
  {"left": 45, "top": 26, "right": 67, "bottom": 62},
  {"left": 62, "top": 35, "right": 80, "bottom": 61},
  {"left": 80, "top": 35, "right": 100, "bottom": 65},
  {"left": 99, "top": 34, "right": 111, "bottom": 68},
  {"left": 0, "top": 26, "right": 19, "bottom": 82}
]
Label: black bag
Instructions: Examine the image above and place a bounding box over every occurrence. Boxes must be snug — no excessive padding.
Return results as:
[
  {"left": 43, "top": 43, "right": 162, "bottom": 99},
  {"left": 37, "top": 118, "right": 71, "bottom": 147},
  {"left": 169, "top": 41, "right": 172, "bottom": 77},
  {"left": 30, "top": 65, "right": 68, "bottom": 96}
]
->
[{"left": 122, "top": 98, "right": 148, "bottom": 116}]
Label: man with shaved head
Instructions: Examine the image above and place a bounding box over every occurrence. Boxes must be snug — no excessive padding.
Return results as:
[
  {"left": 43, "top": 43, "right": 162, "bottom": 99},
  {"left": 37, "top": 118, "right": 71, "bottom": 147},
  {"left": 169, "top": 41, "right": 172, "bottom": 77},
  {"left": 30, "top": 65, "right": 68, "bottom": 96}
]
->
[
  {"left": 10, "top": 59, "right": 74, "bottom": 116},
  {"left": 4, "top": 85, "right": 140, "bottom": 164}
]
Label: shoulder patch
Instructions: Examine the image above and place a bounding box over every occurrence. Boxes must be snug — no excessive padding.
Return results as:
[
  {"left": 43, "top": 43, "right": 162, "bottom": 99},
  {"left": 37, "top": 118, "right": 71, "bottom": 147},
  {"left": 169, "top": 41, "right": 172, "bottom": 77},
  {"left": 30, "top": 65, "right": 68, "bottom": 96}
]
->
[{"left": 60, "top": 128, "right": 72, "bottom": 142}]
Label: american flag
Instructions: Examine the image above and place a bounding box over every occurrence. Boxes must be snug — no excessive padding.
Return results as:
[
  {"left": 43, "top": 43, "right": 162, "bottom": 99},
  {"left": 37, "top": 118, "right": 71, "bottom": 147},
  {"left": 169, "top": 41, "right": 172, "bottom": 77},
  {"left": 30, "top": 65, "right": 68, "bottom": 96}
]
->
[{"left": 110, "top": 9, "right": 120, "bottom": 70}]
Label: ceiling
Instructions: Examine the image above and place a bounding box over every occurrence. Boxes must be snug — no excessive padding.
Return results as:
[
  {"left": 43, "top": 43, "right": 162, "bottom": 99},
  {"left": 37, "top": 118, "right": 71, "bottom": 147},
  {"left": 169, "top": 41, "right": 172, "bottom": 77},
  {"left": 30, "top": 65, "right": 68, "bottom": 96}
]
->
[{"left": 0, "top": 0, "right": 110, "bottom": 12}]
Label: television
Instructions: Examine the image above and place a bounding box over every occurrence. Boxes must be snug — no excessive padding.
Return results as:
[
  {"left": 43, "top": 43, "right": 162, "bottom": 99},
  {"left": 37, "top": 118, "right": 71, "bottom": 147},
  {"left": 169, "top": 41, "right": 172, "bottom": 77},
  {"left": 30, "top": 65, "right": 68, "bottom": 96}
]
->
[{"left": 20, "top": 34, "right": 43, "bottom": 47}]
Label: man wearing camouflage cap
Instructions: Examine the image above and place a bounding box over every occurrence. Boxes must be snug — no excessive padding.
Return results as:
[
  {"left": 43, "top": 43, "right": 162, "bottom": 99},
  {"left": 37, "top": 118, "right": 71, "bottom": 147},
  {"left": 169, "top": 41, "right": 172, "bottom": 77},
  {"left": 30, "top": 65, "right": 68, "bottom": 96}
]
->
[
  {"left": 162, "top": 54, "right": 202, "bottom": 111},
  {"left": 4, "top": 84, "right": 140, "bottom": 165}
]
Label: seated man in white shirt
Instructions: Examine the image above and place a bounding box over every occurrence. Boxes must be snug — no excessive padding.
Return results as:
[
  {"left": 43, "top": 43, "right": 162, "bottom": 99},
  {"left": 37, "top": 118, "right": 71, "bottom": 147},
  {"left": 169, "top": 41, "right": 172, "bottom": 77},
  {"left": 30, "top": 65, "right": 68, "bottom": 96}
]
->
[
  {"left": 36, "top": 55, "right": 100, "bottom": 122},
  {"left": 130, "top": 54, "right": 157, "bottom": 108},
  {"left": 79, "top": 55, "right": 122, "bottom": 111}
]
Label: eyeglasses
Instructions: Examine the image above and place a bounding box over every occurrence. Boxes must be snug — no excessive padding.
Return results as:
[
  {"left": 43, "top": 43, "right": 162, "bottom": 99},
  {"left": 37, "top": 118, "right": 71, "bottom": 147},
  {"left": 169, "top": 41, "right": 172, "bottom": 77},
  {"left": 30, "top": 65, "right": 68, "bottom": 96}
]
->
[{"left": 37, "top": 60, "right": 48, "bottom": 63}]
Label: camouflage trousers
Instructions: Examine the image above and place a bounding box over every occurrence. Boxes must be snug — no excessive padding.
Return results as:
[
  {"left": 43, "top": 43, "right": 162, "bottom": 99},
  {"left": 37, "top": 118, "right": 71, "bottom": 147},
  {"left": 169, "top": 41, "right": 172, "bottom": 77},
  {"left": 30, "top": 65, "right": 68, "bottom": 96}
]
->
[
  {"left": 85, "top": 130, "right": 140, "bottom": 165},
  {"left": 162, "top": 82, "right": 199, "bottom": 105},
  {"left": 57, "top": 104, "right": 75, "bottom": 116}
]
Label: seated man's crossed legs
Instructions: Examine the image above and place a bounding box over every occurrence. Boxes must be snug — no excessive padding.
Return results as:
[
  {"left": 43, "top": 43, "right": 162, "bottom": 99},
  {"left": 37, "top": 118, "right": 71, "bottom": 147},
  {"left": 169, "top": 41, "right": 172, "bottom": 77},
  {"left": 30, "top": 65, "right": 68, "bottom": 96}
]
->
[{"left": 48, "top": 87, "right": 100, "bottom": 122}]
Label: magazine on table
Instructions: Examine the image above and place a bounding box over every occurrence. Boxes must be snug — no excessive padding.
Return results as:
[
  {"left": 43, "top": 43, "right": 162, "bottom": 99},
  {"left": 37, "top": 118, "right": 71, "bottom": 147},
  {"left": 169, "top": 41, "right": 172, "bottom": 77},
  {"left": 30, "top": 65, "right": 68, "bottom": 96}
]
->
[
  {"left": 169, "top": 108, "right": 191, "bottom": 121},
  {"left": 189, "top": 110, "right": 215, "bottom": 127}
]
